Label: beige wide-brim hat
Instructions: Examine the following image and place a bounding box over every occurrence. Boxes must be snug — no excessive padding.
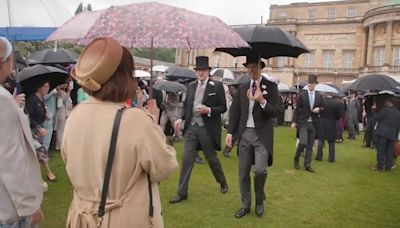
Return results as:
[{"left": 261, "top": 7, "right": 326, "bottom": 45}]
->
[{"left": 71, "top": 37, "right": 123, "bottom": 92}]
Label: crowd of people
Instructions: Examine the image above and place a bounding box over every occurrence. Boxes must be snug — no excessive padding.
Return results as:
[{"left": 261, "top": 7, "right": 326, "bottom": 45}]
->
[{"left": 1, "top": 35, "right": 400, "bottom": 227}]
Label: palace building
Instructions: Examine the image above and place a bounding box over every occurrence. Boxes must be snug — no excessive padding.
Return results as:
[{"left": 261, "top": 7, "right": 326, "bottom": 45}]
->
[{"left": 174, "top": 0, "right": 400, "bottom": 86}]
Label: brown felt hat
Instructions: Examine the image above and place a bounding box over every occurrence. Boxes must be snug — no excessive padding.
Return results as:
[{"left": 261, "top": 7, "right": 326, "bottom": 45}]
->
[{"left": 71, "top": 37, "right": 123, "bottom": 92}]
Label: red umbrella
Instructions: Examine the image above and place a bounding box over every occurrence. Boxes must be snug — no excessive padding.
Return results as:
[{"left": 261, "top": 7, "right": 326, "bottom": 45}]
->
[{"left": 47, "top": 2, "right": 248, "bottom": 49}]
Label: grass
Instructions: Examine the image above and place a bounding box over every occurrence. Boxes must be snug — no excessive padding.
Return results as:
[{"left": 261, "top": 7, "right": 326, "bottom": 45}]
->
[{"left": 41, "top": 127, "right": 400, "bottom": 228}]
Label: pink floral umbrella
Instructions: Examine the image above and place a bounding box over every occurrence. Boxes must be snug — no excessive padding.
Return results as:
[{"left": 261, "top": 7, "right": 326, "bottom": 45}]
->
[{"left": 47, "top": 2, "right": 249, "bottom": 49}]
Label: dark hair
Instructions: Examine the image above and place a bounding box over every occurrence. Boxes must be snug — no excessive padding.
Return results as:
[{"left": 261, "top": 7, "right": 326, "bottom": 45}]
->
[{"left": 89, "top": 47, "right": 137, "bottom": 102}]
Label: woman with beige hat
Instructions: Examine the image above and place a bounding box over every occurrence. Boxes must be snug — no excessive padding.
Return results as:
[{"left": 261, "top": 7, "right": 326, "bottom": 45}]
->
[{"left": 61, "top": 37, "right": 178, "bottom": 228}]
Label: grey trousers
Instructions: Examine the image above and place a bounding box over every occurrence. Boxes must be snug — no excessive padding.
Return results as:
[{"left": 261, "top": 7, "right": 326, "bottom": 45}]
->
[
  {"left": 177, "top": 124, "right": 226, "bottom": 196},
  {"left": 238, "top": 128, "right": 269, "bottom": 208},
  {"left": 295, "top": 122, "right": 316, "bottom": 168}
]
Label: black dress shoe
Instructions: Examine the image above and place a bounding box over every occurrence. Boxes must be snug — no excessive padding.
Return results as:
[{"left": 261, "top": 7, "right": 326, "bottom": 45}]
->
[
  {"left": 169, "top": 194, "right": 187, "bottom": 204},
  {"left": 223, "top": 151, "right": 230, "bottom": 158},
  {"left": 305, "top": 167, "right": 315, "bottom": 173},
  {"left": 255, "top": 204, "right": 264, "bottom": 217},
  {"left": 220, "top": 183, "right": 228, "bottom": 193},
  {"left": 234, "top": 208, "right": 250, "bottom": 218},
  {"left": 294, "top": 160, "right": 300, "bottom": 170}
]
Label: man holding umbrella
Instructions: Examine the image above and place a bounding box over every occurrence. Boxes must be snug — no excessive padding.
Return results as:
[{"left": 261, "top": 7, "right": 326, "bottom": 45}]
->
[
  {"left": 226, "top": 54, "right": 281, "bottom": 218},
  {"left": 170, "top": 56, "right": 228, "bottom": 203},
  {"left": 0, "top": 37, "right": 43, "bottom": 227}
]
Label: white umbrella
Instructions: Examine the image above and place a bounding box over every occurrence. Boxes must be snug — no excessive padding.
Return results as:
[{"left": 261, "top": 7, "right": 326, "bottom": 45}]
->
[
  {"left": 211, "top": 68, "right": 235, "bottom": 80},
  {"left": 303, "top": 84, "right": 338, "bottom": 93},
  {"left": 277, "top": 82, "right": 290, "bottom": 91},
  {"left": 152, "top": 65, "right": 169, "bottom": 72},
  {"left": 134, "top": 70, "right": 151, "bottom": 78}
]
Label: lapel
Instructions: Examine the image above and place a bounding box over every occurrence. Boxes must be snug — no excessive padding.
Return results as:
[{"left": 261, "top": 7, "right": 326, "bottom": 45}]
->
[
  {"left": 187, "top": 82, "right": 197, "bottom": 108},
  {"left": 304, "top": 91, "right": 311, "bottom": 110}
]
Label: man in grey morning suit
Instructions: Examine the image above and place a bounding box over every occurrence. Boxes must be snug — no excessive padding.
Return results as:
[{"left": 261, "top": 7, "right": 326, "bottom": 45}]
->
[
  {"left": 170, "top": 56, "right": 228, "bottom": 203},
  {"left": 226, "top": 54, "right": 281, "bottom": 218},
  {"left": 292, "top": 74, "right": 323, "bottom": 173}
]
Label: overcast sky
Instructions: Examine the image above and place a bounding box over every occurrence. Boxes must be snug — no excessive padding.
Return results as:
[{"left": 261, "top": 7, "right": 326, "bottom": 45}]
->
[{"left": 64, "top": 0, "right": 338, "bottom": 25}]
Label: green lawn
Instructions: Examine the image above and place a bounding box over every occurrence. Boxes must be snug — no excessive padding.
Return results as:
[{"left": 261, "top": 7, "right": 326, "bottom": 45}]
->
[{"left": 42, "top": 127, "right": 400, "bottom": 228}]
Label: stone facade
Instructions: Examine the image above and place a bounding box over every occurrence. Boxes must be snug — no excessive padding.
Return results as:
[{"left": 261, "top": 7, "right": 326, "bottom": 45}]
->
[{"left": 175, "top": 0, "right": 400, "bottom": 86}]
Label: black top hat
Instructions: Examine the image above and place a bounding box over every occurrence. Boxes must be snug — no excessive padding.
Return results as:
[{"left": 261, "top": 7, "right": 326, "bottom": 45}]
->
[
  {"left": 243, "top": 53, "right": 265, "bottom": 69},
  {"left": 308, "top": 74, "right": 318, "bottom": 84},
  {"left": 194, "top": 56, "right": 211, "bottom": 70}
]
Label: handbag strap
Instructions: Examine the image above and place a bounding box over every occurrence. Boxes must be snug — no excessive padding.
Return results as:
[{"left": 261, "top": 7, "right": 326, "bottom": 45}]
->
[{"left": 97, "top": 107, "right": 125, "bottom": 227}]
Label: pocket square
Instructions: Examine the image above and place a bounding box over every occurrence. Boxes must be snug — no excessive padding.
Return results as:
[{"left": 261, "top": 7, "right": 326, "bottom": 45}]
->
[
  {"left": 262, "top": 90, "right": 268, "bottom": 95},
  {"left": 208, "top": 93, "right": 216, "bottom": 96}
]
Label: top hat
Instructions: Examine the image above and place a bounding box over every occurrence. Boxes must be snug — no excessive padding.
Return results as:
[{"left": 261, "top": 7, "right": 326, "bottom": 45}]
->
[
  {"left": 308, "top": 74, "right": 318, "bottom": 84},
  {"left": 243, "top": 53, "right": 265, "bottom": 69},
  {"left": 71, "top": 37, "right": 123, "bottom": 92},
  {"left": 194, "top": 56, "right": 211, "bottom": 70}
]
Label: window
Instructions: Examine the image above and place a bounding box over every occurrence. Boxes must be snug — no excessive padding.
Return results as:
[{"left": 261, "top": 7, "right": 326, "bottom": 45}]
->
[
  {"left": 277, "top": 57, "right": 287, "bottom": 68},
  {"left": 327, "top": 8, "right": 336, "bottom": 20},
  {"left": 323, "top": 51, "right": 334, "bottom": 69},
  {"left": 375, "top": 47, "right": 384, "bottom": 66},
  {"left": 347, "top": 7, "right": 356, "bottom": 17},
  {"left": 304, "top": 53, "right": 313, "bottom": 68},
  {"left": 342, "top": 51, "right": 354, "bottom": 69},
  {"left": 393, "top": 47, "right": 400, "bottom": 66},
  {"left": 308, "top": 9, "right": 316, "bottom": 20},
  {"left": 215, "top": 55, "right": 220, "bottom": 67}
]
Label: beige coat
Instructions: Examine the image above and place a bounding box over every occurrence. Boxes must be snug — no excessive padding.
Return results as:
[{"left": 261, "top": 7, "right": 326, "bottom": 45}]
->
[
  {"left": 62, "top": 97, "right": 178, "bottom": 228},
  {"left": 0, "top": 86, "right": 43, "bottom": 222}
]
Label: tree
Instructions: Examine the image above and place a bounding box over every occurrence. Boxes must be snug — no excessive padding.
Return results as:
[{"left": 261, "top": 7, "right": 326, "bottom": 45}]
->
[{"left": 74, "top": 3, "right": 83, "bottom": 15}]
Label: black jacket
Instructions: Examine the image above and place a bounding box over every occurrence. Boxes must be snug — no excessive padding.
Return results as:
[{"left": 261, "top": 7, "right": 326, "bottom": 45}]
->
[
  {"left": 181, "top": 79, "right": 226, "bottom": 150},
  {"left": 228, "top": 77, "right": 281, "bottom": 166},
  {"left": 375, "top": 106, "right": 400, "bottom": 140}
]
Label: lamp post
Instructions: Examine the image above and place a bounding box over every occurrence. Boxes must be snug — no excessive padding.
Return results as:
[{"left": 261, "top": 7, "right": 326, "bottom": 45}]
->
[{"left": 333, "top": 69, "right": 338, "bottom": 85}]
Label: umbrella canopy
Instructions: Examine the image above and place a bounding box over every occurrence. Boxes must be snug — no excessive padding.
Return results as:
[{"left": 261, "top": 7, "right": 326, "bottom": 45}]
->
[
  {"left": 17, "top": 64, "right": 69, "bottom": 95},
  {"left": 165, "top": 67, "right": 197, "bottom": 80},
  {"left": 322, "top": 83, "right": 346, "bottom": 97},
  {"left": 27, "top": 48, "right": 79, "bottom": 65},
  {"left": 279, "top": 88, "right": 297, "bottom": 93},
  {"left": 152, "top": 65, "right": 169, "bottom": 73},
  {"left": 134, "top": 70, "right": 151, "bottom": 78},
  {"left": 215, "top": 25, "right": 309, "bottom": 59},
  {"left": 303, "top": 83, "right": 338, "bottom": 94},
  {"left": 211, "top": 68, "right": 235, "bottom": 80},
  {"left": 277, "top": 82, "right": 290, "bottom": 91},
  {"left": 0, "top": 0, "right": 72, "bottom": 41},
  {"left": 232, "top": 74, "right": 275, "bottom": 86},
  {"left": 347, "top": 74, "right": 400, "bottom": 92},
  {"left": 47, "top": 2, "right": 249, "bottom": 49},
  {"left": 153, "top": 80, "right": 186, "bottom": 93}
]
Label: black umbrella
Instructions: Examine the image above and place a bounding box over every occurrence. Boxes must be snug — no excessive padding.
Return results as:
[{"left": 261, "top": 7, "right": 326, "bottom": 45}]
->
[
  {"left": 215, "top": 25, "right": 309, "bottom": 59},
  {"left": 347, "top": 74, "right": 400, "bottom": 92},
  {"left": 28, "top": 48, "right": 79, "bottom": 64},
  {"left": 165, "top": 67, "right": 197, "bottom": 80},
  {"left": 153, "top": 80, "right": 187, "bottom": 93},
  {"left": 279, "top": 88, "right": 297, "bottom": 93},
  {"left": 232, "top": 74, "right": 275, "bottom": 86},
  {"left": 17, "top": 64, "right": 69, "bottom": 95}
]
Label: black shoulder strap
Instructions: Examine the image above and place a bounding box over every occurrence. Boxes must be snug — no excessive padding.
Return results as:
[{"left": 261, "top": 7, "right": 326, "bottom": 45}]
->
[{"left": 98, "top": 107, "right": 125, "bottom": 226}]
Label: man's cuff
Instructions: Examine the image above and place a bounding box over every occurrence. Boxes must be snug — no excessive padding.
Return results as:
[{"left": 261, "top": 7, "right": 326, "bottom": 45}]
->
[
  {"left": 207, "top": 107, "right": 211, "bottom": 117},
  {"left": 227, "top": 133, "right": 233, "bottom": 137}
]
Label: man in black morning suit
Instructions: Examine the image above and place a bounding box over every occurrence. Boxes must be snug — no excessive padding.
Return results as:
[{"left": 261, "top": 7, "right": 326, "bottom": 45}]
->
[
  {"left": 226, "top": 54, "right": 281, "bottom": 218},
  {"left": 292, "top": 74, "right": 323, "bottom": 173},
  {"left": 170, "top": 56, "right": 228, "bottom": 203}
]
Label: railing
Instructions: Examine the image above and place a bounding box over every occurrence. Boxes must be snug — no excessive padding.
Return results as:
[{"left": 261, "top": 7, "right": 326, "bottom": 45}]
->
[
  {"left": 267, "top": 16, "right": 363, "bottom": 24},
  {"left": 296, "top": 67, "right": 359, "bottom": 74}
]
